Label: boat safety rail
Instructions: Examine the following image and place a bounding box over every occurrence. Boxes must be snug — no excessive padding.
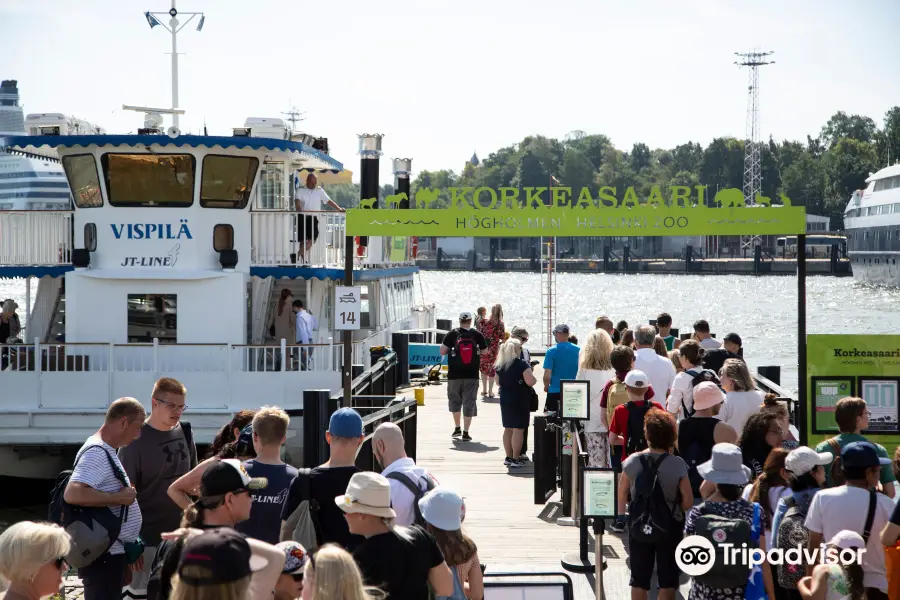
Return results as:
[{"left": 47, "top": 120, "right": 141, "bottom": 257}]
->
[
  {"left": 0, "top": 210, "right": 73, "bottom": 266},
  {"left": 0, "top": 339, "right": 349, "bottom": 374},
  {"left": 250, "top": 211, "right": 345, "bottom": 268}
]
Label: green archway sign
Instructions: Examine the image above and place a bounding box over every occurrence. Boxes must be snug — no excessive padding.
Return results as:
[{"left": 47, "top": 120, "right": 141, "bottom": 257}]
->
[{"left": 346, "top": 185, "right": 806, "bottom": 236}]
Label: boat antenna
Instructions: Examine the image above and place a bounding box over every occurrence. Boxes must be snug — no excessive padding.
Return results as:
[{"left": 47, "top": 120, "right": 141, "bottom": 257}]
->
[
  {"left": 144, "top": 1, "right": 206, "bottom": 129},
  {"left": 203, "top": 118, "right": 208, "bottom": 136},
  {"left": 282, "top": 104, "right": 305, "bottom": 132}
]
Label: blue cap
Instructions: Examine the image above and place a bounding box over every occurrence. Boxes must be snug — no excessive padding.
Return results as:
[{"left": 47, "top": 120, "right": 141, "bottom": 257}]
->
[
  {"left": 328, "top": 408, "right": 363, "bottom": 438},
  {"left": 238, "top": 424, "right": 253, "bottom": 446},
  {"left": 841, "top": 441, "right": 892, "bottom": 469}
]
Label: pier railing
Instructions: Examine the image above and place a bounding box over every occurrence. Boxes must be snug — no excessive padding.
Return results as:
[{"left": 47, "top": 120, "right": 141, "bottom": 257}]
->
[{"left": 0, "top": 210, "right": 73, "bottom": 266}]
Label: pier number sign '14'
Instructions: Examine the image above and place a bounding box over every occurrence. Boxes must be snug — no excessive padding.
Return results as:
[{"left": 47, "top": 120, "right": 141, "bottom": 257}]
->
[{"left": 335, "top": 286, "right": 361, "bottom": 331}]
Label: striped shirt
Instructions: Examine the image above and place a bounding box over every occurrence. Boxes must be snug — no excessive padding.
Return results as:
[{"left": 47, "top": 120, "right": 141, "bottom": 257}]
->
[{"left": 71, "top": 436, "right": 143, "bottom": 554}]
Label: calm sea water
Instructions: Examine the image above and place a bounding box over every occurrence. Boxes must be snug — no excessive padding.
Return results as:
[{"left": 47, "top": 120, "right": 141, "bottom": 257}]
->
[{"left": 4, "top": 273, "right": 900, "bottom": 395}]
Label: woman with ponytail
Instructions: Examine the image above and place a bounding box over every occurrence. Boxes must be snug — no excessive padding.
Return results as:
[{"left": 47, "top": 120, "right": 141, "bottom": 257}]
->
[
  {"left": 206, "top": 410, "right": 257, "bottom": 459},
  {"left": 797, "top": 531, "right": 867, "bottom": 600}
]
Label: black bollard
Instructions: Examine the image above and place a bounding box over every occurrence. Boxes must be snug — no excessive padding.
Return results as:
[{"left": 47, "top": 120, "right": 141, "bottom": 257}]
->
[
  {"left": 490, "top": 240, "right": 497, "bottom": 270},
  {"left": 754, "top": 245, "right": 762, "bottom": 274},
  {"left": 303, "top": 389, "right": 338, "bottom": 467},
  {"left": 392, "top": 332, "right": 410, "bottom": 387},
  {"left": 603, "top": 244, "right": 611, "bottom": 271},
  {"left": 623, "top": 244, "right": 630, "bottom": 272},
  {"left": 436, "top": 247, "right": 444, "bottom": 270},
  {"left": 757, "top": 365, "right": 781, "bottom": 386},
  {"left": 686, "top": 244, "right": 694, "bottom": 271},
  {"left": 830, "top": 243, "right": 839, "bottom": 273}
]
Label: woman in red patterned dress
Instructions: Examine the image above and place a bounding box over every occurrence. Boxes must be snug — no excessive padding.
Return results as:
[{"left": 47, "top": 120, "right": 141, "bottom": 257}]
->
[{"left": 478, "top": 304, "right": 505, "bottom": 398}]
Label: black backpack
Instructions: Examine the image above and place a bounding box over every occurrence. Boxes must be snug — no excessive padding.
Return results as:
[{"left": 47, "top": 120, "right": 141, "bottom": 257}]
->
[
  {"left": 628, "top": 454, "right": 675, "bottom": 544},
  {"left": 386, "top": 471, "right": 437, "bottom": 528},
  {"left": 775, "top": 497, "right": 809, "bottom": 589},
  {"left": 693, "top": 503, "right": 755, "bottom": 589},
  {"left": 682, "top": 439, "right": 707, "bottom": 499},
  {"left": 683, "top": 369, "right": 721, "bottom": 417},
  {"left": 48, "top": 444, "right": 128, "bottom": 568},
  {"left": 448, "top": 329, "right": 478, "bottom": 370},
  {"left": 625, "top": 401, "right": 651, "bottom": 456}
]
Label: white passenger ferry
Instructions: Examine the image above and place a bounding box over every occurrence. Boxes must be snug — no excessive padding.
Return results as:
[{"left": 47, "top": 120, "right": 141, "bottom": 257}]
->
[
  {"left": 0, "top": 117, "right": 430, "bottom": 478},
  {"left": 844, "top": 163, "right": 900, "bottom": 285}
]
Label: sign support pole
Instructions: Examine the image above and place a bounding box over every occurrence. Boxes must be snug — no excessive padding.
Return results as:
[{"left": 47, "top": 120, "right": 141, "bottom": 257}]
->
[
  {"left": 797, "top": 234, "right": 807, "bottom": 445},
  {"left": 342, "top": 240, "right": 353, "bottom": 407},
  {"left": 594, "top": 518, "right": 604, "bottom": 600}
]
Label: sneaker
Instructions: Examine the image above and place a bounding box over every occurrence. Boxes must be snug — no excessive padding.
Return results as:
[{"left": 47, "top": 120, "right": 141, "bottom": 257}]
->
[
  {"left": 461, "top": 431, "right": 472, "bottom": 442},
  {"left": 507, "top": 459, "right": 525, "bottom": 469},
  {"left": 452, "top": 427, "right": 462, "bottom": 438},
  {"left": 609, "top": 516, "right": 627, "bottom": 533},
  {"left": 503, "top": 457, "right": 514, "bottom": 466},
  {"left": 517, "top": 455, "right": 530, "bottom": 462}
]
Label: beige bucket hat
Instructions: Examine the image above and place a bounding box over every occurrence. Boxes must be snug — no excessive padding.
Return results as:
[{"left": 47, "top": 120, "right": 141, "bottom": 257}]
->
[{"left": 335, "top": 471, "right": 397, "bottom": 519}]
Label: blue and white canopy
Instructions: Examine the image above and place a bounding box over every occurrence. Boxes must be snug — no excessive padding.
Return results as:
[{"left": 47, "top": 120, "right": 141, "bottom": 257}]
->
[{"left": 0, "top": 134, "right": 344, "bottom": 172}]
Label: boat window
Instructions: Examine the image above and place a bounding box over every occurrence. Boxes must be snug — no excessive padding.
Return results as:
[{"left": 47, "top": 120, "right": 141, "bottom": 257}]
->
[
  {"left": 103, "top": 154, "right": 195, "bottom": 207},
  {"left": 128, "top": 294, "right": 177, "bottom": 343},
  {"left": 84, "top": 223, "right": 97, "bottom": 252},
  {"left": 214, "top": 224, "right": 234, "bottom": 252},
  {"left": 62, "top": 154, "right": 102, "bottom": 208},
  {"left": 201, "top": 155, "right": 259, "bottom": 209},
  {"left": 256, "top": 163, "right": 285, "bottom": 209}
]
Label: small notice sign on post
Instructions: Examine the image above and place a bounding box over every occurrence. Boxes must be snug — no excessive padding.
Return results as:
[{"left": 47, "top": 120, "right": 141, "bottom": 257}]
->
[{"left": 335, "top": 286, "right": 361, "bottom": 330}]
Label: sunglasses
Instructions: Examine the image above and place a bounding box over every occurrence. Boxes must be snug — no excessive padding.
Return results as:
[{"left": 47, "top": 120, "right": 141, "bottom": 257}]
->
[
  {"left": 291, "top": 573, "right": 304, "bottom": 583},
  {"left": 55, "top": 557, "right": 69, "bottom": 571},
  {"left": 154, "top": 397, "right": 188, "bottom": 411}
]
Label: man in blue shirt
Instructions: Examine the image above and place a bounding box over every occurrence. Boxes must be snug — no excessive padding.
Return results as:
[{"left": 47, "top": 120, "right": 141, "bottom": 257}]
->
[{"left": 542, "top": 324, "right": 580, "bottom": 414}]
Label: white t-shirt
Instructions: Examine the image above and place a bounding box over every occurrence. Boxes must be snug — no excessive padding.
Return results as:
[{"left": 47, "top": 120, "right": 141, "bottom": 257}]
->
[
  {"left": 805, "top": 485, "right": 893, "bottom": 592},
  {"left": 294, "top": 186, "right": 331, "bottom": 211},
  {"left": 634, "top": 348, "right": 676, "bottom": 399},
  {"left": 381, "top": 458, "right": 434, "bottom": 527},
  {"left": 742, "top": 483, "right": 791, "bottom": 549},
  {"left": 70, "top": 436, "right": 142, "bottom": 554},
  {"left": 576, "top": 367, "right": 614, "bottom": 433},
  {"left": 667, "top": 371, "right": 696, "bottom": 420},
  {"left": 719, "top": 390, "right": 765, "bottom": 436},
  {"left": 700, "top": 337, "right": 723, "bottom": 350}
]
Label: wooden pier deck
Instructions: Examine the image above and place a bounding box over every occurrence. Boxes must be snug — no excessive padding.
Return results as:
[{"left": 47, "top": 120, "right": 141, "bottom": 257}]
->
[{"left": 406, "top": 365, "right": 693, "bottom": 600}]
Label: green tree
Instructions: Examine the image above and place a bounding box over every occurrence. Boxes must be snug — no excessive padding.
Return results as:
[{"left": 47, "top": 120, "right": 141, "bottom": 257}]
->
[
  {"left": 323, "top": 182, "right": 360, "bottom": 208},
  {"left": 700, "top": 137, "right": 744, "bottom": 192},
  {"left": 630, "top": 142, "right": 651, "bottom": 172},
  {"left": 780, "top": 152, "right": 824, "bottom": 213},
  {"left": 560, "top": 148, "right": 595, "bottom": 198},
  {"left": 820, "top": 111, "right": 877, "bottom": 148},
  {"left": 875, "top": 106, "right": 900, "bottom": 168},
  {"left": 822, "top": 138, "right": 878, "bottom": 223}
]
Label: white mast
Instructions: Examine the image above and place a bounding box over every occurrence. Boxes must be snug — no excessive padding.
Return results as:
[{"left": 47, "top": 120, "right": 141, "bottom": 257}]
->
[{"left": 144, "top": 1, "right": 205, "bottom": 129}]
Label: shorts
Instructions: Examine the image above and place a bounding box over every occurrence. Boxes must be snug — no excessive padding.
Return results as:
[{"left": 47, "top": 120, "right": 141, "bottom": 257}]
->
[
  {"left": 298, "top": 214, "right": 320, "bottom": 244},
  {"left": 448, "top": 379, "right": 479, "bottom": 417},
  {"left": 123, "top": 545, "right": 157, "bottom": 598},
  {"left": 628, "top": 520, "right": 683, "bottom": 590}
]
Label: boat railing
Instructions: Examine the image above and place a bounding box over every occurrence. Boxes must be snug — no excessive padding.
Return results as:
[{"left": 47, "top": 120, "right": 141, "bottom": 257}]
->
[
  {"left": 0, "top": 210, "right": 73, "bottom": 266},
  {"left": 250, "top": 211, "right": 345, "bottom": 268}
]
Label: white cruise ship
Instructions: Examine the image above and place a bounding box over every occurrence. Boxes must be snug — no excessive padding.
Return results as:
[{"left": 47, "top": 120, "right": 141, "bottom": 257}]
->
[
  {"left": 0, "top": 79, "right": 103, "bottom": 211},
  {"left": 843, "top": 163, "right": 900, "bottom": 285}
]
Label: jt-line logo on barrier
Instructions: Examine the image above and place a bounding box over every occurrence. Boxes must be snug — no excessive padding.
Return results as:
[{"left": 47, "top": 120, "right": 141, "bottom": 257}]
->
[{"left": 346, "top": 186, "right": 806, "bottom": 237}]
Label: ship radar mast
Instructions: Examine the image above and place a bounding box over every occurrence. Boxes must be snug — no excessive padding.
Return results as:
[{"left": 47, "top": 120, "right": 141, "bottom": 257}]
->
[{"left": 141, "top": 0, "right": 206, "bottom": 129}]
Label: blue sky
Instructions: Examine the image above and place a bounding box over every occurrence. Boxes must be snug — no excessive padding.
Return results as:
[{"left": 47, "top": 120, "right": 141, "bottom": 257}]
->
[{"left": 2, "top": 0, "right": 899, "bottom": 183}]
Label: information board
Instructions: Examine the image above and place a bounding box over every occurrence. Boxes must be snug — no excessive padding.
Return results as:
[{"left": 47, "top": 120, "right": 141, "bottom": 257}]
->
[
  {"left": 334, "top": 286, "right": 361, "bottom": 331},
  {"left": 807, "top": 335, "right": 900, "bottom": 443},
  {"left": 560, "top": 380, "right": 590, "bottom": 421},
  {"left": 582, "top": 467, "right": 617, "bottom": 518}
]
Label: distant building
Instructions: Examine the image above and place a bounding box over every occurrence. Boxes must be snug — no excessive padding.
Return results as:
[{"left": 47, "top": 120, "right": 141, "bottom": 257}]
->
[
  {"left": 806, "top": 214, "right": 830, "bottom": 232},
  {"left": 469, "top": 151, "right": 479, "bottom": 167}
]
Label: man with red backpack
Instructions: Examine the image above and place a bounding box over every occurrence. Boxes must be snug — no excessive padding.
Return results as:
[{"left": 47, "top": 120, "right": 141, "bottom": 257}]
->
[{"left": 441, "top": 312, "right": 488, "bottom": 442}]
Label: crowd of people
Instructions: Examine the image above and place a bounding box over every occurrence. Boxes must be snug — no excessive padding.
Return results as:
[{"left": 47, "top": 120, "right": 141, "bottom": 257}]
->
[
  {"left": 438, "top": 308, "right": 900, "bottom": 600},
  {"left": 0, "top": 378, "right": 480, "bottom": 600}
]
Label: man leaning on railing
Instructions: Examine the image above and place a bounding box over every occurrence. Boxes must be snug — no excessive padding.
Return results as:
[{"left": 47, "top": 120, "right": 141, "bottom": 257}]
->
[{"left": 294, "top": 173, "right": 344, "bottom": 265}]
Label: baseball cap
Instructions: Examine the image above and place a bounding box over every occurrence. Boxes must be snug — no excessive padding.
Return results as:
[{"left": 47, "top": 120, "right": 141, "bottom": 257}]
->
[
  {"left": 553, "top": 324, "right": 570, "bottom": 334},
  {"left": 177, "top": 528, "right": 268, "bottom": 585},
  {"left": 624, "top": 370, "right": 649, "bottom": 389},
  {"left": 459, "top": 311, "right": 473, "bottom": 321},
  {"left": 276, "top": 541, "right": 309, "bottom": 575},
  {"left": 200, "top": 459, "right": 268, "bottom": 498},
  {"left": 830, "top": 530, "right": 866, "bottom": 550},
  {"left": 723, "top": 333, "right": 742, "bottom": 346},
  {"left": 841, "top": 441, "right": 892, "bottom": 469},
  {"left": 785, "top": 446, "right": 832, "bottom": 476},
  {"left": 237, "top": 424, "right": 253, "bottom": 447},
  {"left": 328, "top": 407, "right": 363, "bottom": 438}
]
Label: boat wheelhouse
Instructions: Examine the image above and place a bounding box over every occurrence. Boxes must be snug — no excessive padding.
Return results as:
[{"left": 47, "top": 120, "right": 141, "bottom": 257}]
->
[{"left": 0, "top": 129, "right": 428, "bottom": 477}]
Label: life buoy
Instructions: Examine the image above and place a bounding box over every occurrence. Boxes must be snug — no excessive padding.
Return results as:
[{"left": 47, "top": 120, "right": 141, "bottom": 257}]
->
[{"left": 411, "top": 236, "right": 418, "bottom": 259}]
